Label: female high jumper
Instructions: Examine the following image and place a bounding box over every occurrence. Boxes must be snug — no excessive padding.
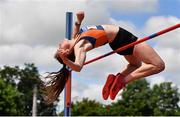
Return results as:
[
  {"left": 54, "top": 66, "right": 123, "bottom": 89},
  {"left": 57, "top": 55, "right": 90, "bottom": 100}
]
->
[{"left": 53, "top": 11, "right": 165, "bottom": 101}]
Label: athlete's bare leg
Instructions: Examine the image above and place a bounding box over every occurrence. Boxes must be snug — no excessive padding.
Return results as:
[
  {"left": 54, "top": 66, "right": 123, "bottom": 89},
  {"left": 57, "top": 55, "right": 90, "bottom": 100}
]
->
[
  {"left": 121, "top": 55, "right": 142, "bottom": 77},
  {"left": 122, "top": 42, "right": 165, "bottom": 84},
  {"left": 108, "top": 42, "right": 165, "bottom": 100}
]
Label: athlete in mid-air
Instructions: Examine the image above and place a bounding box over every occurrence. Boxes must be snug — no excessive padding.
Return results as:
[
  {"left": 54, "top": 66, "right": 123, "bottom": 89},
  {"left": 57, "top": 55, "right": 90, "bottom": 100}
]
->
[{"left": 55, "top": 11, "right": 165, "bottom": 100}]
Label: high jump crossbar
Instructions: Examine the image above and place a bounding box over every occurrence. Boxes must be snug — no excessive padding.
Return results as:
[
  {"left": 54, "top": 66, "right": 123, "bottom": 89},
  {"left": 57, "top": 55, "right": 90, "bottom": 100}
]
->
[{"left": 84, "top": 23, "right": 180, "bottom": 65}]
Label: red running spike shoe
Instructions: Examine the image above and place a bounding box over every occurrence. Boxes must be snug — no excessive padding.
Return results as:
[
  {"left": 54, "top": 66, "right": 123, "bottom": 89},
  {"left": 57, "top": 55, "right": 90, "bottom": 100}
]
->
[
  {"left": 102, "top": 74, "right": 116, "bottom": 100},
  {"left": 110, "top": 73, "right": 126, "bottom": 100}
]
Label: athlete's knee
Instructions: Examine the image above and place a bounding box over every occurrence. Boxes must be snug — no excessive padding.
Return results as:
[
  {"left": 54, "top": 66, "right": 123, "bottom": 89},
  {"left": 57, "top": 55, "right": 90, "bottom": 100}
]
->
[{"left": 153, "top": 60, "right": 165, "bottom": 73}]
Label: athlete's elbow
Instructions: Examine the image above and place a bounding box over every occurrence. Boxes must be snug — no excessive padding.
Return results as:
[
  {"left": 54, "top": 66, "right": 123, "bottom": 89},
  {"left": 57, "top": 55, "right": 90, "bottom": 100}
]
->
[
  {"left": 75, "top": 68, "right": 81, "bottom": 72},
  {"left": 73, "top": 66, "right": 83, "bottom": 72}
]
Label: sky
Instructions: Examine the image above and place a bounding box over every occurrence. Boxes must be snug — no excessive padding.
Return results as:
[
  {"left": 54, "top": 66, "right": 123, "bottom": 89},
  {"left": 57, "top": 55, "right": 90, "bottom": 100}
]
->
[{"left": 0, "top": 0, "right": 180, "bottom": 113}]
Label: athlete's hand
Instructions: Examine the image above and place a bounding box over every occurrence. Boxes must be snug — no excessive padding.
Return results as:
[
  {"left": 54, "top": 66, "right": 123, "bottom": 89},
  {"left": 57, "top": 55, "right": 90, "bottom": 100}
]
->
[
  {"left": 57, "top": 49, "right": 69, "bottom": 60},
  {"left": 76, "top": 11, "right": 84, "bottom": 24}
]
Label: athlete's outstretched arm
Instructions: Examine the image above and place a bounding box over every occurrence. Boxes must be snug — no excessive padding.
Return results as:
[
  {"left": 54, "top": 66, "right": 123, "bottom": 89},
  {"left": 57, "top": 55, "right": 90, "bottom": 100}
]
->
[{"left": 72, "top": 11, "right": 85, "bottom": 39}]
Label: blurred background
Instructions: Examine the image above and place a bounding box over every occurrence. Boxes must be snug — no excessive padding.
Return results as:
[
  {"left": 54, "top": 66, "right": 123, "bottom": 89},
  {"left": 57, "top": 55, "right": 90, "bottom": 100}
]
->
[{"left": 0, "top": 0, "right": 180, "bottom": 116}]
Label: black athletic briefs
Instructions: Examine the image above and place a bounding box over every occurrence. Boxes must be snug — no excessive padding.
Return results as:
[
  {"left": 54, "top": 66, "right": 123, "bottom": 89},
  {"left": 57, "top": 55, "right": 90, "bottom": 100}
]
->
[{"left": 109, "top": 27, "right": 138, "bottom": 55}]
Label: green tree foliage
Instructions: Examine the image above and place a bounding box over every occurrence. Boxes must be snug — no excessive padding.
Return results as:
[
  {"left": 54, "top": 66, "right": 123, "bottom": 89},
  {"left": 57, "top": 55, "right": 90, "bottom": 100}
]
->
[
  {"left": 64, "top": 79, "right": 180, "bottom": 116},
  {"left": 0, "top": 63, "right": 56, "bottom": 116},
  {"left": 0, "top": 78, "right": 21, "bottom": 115},
  {"left": 118, "top": 79, "right": 153, "bottom": 115},
  {"left": 152, "top": 82, "right": 179, "bottom": 115},
  {"left": 71, "top": 98, "right": 106, "bottom": 116}
]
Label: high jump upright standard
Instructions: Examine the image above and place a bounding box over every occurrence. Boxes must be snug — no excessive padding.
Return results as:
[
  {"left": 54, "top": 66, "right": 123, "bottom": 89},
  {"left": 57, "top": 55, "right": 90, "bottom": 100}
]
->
[{"left": 64, "top": 12, "right": 73, "bottom": 117}]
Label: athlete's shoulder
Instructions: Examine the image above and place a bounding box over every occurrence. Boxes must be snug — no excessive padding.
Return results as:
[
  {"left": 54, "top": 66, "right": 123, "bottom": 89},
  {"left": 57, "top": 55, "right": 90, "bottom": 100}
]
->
[{"left": 79, "top": 25, "right": 104, "bottom": 34}]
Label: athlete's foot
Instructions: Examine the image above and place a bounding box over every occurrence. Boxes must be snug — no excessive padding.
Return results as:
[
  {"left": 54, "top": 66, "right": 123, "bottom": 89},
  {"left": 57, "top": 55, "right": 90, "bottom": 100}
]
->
[
  {"left": 102, "top": 74, "right": 116, "bottom": 100},
  {"left": 110, "top": 73, "right": 126, "bottom": 100}
]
